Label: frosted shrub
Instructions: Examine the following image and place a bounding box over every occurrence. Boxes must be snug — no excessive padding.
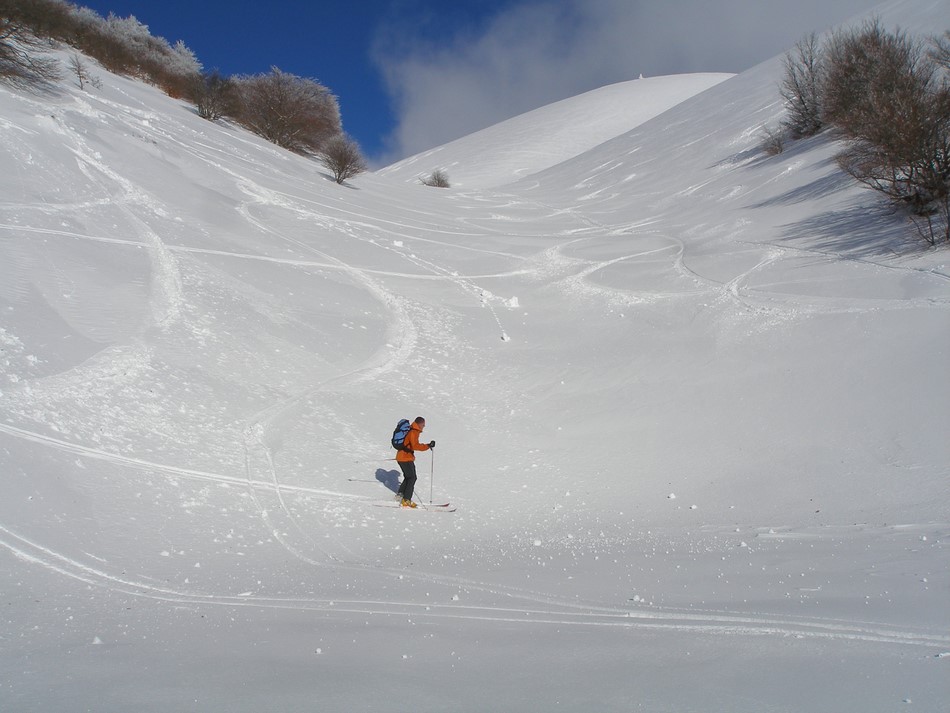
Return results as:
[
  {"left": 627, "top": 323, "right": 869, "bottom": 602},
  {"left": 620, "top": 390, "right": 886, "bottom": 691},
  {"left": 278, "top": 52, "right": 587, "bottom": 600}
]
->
[
  {"left": 319, "top": 135, "right": 368, "bottom": 184},
  {"left": 191, "top": 70, "right": 239, "bottom": 121},
  {"left": 825, "top": 21, "right": 950, "bottom": 243},
  {"left": 780, "top": 22, "right": 950, "bottom": 245},
  {"left": 760, "top": 125, "right": 786, "bottom": 156},
  {"left": 421, "top": 169, "right": 451, "bottom": 188},
  {"left": 234, "top": 67, "right": 342, "bottom": 155},
  {"left": 1, "top": 0, "right": 202, "bottom": 96},
  {"left": 780, "top": 33, "right": 825, "bottom": 138}
]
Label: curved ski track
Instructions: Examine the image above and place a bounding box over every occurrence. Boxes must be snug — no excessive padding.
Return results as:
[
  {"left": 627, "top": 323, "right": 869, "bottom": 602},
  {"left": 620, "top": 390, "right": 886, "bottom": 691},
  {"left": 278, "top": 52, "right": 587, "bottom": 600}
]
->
[{"left": 1, "top": 519, "right": 947, "bottom": 652}]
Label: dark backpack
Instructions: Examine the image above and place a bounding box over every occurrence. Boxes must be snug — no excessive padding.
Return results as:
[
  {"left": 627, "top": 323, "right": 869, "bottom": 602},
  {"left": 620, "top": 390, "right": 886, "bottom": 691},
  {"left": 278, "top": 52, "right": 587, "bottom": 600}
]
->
[{"left": 391, "top": 419, "right": 412, "bottom": 452}]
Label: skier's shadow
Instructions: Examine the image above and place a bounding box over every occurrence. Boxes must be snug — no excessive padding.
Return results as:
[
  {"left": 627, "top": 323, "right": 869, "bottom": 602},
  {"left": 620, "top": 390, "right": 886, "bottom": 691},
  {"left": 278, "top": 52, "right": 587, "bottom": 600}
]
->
[{"left": 375, "top": 468, "right": 400, "bottom": 494}]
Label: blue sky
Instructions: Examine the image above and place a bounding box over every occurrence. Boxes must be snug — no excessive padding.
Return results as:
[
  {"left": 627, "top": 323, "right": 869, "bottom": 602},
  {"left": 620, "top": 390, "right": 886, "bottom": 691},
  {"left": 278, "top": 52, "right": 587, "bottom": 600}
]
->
[{"left": 76, "top": 0, "right": 878, "bottom": 166}]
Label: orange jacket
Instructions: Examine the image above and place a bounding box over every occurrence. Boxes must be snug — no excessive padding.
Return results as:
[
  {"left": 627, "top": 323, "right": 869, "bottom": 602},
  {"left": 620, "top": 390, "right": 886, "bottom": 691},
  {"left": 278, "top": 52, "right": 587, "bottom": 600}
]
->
[{"left": 396, "top": 422, "right": 430, "bottom": 463}]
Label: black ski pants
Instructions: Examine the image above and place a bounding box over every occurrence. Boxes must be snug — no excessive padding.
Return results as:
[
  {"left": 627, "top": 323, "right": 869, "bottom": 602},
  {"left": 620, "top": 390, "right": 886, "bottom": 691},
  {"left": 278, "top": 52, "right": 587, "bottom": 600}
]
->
[{"left": 397, "top": 460, "right": 417, "bottom": 501}]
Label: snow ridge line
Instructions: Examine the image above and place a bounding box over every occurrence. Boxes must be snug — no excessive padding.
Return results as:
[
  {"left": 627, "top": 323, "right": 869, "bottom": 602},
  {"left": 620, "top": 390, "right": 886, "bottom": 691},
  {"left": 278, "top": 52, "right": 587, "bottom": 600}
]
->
[{"left": 1, "top": 521, "right": 945, "bottom": 650}]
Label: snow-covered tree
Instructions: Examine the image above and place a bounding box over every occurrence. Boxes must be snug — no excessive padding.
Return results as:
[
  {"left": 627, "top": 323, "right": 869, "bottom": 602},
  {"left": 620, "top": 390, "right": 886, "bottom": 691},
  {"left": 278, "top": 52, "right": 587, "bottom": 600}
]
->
[
  {"left": 235, "top": 67, "right": 342, "bottom": 155},
  {"left": 191, "top": 69, "right": 239, "bottom": 121}
]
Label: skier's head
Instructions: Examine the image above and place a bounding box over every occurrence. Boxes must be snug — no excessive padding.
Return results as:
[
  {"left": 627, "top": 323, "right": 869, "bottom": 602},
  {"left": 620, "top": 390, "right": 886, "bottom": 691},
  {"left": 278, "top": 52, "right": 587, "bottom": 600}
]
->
[{"left": 413, "top": 416, "right": 426, "bottom": 430}]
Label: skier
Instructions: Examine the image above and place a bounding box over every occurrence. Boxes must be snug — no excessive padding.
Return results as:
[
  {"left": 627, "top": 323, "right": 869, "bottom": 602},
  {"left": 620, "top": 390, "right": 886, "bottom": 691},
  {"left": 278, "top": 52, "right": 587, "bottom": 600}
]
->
[{"left": 396, "top": 416, "right": 435, "bottom": 508}]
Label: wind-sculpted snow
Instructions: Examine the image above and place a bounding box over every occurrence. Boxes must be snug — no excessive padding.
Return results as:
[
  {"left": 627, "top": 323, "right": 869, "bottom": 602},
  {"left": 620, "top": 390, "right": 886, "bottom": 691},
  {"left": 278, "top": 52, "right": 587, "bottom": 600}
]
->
[{"left": 2, "top": 4, "right": 950, "bottom": 709}]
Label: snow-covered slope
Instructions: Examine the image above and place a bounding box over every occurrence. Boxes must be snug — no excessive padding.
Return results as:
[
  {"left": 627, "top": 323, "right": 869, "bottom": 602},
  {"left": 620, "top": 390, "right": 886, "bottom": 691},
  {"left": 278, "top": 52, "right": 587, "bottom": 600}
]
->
[
  {"left": 378, "top": 73, "right": 732, "bottom": 188},
  {"left": 1, "top": 2, "right": 949, "bottom": 711}
]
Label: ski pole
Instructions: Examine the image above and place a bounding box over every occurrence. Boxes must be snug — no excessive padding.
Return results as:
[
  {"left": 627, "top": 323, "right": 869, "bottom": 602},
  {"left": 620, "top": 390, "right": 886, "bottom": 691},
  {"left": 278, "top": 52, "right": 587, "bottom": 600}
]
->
[{"left": 429, "top": 449, "right": 435, "bottom": 504}]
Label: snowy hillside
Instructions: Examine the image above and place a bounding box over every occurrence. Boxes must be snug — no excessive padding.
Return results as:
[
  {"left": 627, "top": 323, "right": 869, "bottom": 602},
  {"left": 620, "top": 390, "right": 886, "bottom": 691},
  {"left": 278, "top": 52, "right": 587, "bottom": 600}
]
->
[
  {"left": 1, "top": 1, "right": 949, "bottom": 711},
  {"left": 378, "top": 73, "right": 732, "bottom": 188}
]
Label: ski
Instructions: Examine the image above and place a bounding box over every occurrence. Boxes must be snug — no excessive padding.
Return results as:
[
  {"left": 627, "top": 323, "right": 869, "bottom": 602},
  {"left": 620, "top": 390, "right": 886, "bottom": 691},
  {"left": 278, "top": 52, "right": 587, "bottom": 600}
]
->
[{"left": 371, "top": 500, "right": 456, "bottom": 512}]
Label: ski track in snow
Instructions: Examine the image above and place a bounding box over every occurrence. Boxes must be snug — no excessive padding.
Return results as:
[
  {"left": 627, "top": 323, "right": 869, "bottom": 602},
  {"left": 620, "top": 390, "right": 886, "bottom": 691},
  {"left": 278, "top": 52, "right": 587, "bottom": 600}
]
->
[
  {"left": 0, "top": 421, "right": 362, "bottom": 500},
  {"left": 40, "top": 109, "right": 185, "bottom": 329},
  {"left": 3, "top": 89, "right": 520, "bottom": 569},
  {"left": 2, "top": 519, "right": 947, "bottom": 651},
  {"left": 1, "top": 148, "right": 525, "bottom": 616},
  {"left": 7, "top": 411, "right": 946, "bottom": 655},
  {"left": 2, "top": 415, "right": 948, "bottom": 655},
  {"left": 204, "top": 147, "right": 950, "bottom": 654},
  {"left": 0, "top": 222, "right": 532, "bottom": 281},
  {"left": 224, "top": 169, "right": 521, "bottom": 563},
  {"left": 538, "top": 226, "right": 950, "bottom": 316}
]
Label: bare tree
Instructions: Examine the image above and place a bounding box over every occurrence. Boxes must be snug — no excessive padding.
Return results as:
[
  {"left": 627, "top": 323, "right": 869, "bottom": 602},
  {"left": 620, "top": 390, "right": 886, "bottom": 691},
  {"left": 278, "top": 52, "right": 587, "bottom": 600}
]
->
[
  {"left": 68, "top": 52, "right": 89, "bottom": 89},
  {"left": 931, "top": 30, "right": 950, "bottom": 71},
  {"left": 826, "top": 21, "right": 950, "bottom": 243},
  {"left": 190, "top": 69, "right": 238, "bottom": 121},
  {"left": 0, "top": 16, "right": 61, "bottom": 87},
  {"left": 319, "top": 134, "right": 368, "bottom": 184},
  {"left": 2, "top": 0, "right": 74, "bottom": 41},
  {"left": 234, "top": 67, "right": 342, "bottom": 154},
  {"left": 780, "top": 33, "right": 825, "bottom": 138},
  {"left": 420, "top": 169, "right": 450, "bottom": 188},
  {"left": 759, "top": 125, "right": 786, "bottom": 156},
  {"left": 822, "top": 20, "right": 928, "bottom": 139}
]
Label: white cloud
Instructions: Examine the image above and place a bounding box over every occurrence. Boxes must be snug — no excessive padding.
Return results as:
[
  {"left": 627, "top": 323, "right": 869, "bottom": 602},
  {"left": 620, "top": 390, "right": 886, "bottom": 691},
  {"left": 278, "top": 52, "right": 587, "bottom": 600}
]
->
[{"left": 373, "top": 0, "right": 878, "bottom": 164}]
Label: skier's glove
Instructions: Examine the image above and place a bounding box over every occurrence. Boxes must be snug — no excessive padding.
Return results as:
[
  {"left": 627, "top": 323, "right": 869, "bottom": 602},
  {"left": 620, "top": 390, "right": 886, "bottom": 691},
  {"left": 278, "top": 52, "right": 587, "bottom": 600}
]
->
[{"left": 428, "top": 440, "right": 436, "bottom": 449}]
